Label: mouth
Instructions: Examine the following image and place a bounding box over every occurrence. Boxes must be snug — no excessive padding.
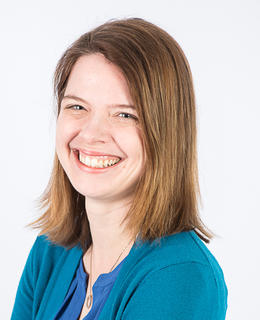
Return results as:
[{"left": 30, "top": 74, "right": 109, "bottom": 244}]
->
[{"left": 73, "top": 149, "right": 122, "bottom": 169}]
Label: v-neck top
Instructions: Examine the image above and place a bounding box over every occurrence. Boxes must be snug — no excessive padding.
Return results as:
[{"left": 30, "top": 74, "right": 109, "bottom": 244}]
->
[{"left": 53, "top": 257, "right": 126, "bottom": 319}]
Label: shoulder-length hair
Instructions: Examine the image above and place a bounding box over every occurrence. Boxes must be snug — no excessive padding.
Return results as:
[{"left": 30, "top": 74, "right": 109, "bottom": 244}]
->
[{"left": 29, "top": 17, "right": 212, "bottom": 251}]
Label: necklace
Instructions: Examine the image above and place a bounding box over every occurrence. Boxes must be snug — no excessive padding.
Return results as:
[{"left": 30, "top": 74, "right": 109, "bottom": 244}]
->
[{"left": 86, "top": 238, "right": 134, "bottom": 309}]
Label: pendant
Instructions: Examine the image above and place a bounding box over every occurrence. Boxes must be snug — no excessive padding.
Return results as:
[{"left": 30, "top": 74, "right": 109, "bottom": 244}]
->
[{"left": 86, "top": 294, "right": 93, "bottom": 308}]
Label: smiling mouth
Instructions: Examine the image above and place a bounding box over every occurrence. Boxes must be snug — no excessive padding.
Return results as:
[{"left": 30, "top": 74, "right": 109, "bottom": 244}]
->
[{"left": 76, "top": 150, "right": 121, "bottom": 168}]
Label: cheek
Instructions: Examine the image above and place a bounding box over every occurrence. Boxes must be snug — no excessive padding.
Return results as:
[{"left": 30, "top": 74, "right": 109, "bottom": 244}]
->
[
  {"left": 117, "top": 128, "right": 144, "bottom": 158},
  {"left": 55, "top": 120, "right": 65, "bottom": 151},
  {"left": 56, "top": 116, "right": 76, "bottom": 146},
  {"left": 55, "top": 118, "right": 73, "bottom": 158}
]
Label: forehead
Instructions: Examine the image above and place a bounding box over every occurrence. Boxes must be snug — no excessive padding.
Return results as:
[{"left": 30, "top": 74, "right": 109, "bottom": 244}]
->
[{"left": 64, "top": 54, "right": 133, "bottom": 106}]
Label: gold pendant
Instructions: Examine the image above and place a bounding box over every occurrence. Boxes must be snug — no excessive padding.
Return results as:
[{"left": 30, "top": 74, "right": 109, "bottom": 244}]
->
[{"left": 86, "top": 294, "right": 93, "bottom": 308}]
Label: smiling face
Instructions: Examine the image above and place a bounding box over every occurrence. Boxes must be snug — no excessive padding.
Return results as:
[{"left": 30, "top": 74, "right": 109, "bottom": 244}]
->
[{"left": 55, "top": 53, "right": 145, "bottom": 202}]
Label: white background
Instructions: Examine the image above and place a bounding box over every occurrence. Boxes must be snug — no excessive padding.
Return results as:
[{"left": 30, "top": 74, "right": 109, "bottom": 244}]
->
[{"left": 1, "top": 0, "right": 259, "bottom": 319}]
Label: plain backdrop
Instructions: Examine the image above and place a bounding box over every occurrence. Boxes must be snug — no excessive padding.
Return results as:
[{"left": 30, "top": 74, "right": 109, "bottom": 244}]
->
[{"left": 1, "top": 0, "right": 259, "bottom": 319}]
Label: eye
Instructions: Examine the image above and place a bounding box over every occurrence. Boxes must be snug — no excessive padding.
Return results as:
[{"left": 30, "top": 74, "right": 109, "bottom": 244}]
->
[
  {"left": 118, "top": 112, "right": 138, "bottom": 121},
  {"left": 66, "top": 104, "right": 85, "bottom": 111}
]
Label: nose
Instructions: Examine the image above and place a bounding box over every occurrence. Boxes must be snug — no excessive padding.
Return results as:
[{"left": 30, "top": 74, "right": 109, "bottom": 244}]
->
[{"left": 78, "top": 112, "right": 112, "bottom": 144}]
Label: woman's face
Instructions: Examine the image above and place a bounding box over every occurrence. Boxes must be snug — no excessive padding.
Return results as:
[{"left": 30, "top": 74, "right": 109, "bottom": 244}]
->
[{"left": 56, "top": 53, "right": 145, "bottom": 202}]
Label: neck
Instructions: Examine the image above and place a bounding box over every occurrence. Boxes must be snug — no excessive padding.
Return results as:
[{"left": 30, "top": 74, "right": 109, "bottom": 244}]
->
[{"left": 84, "top": 196, "right": 135, "bottom": 266}]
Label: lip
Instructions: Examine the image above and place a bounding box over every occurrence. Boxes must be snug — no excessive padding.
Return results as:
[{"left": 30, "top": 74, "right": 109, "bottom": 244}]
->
[
  {"left": 71, "top": 149, "right": 123, "bottom": 173},
  {"left": 72, "top": 148, "right": 122, "bottom": 159}
]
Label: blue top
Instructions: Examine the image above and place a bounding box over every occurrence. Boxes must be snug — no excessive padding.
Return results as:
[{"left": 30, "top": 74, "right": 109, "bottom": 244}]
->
[
  {"left": 11, "top": 230, "right": 228, "bottom": 319},
  {"left": 53, "top": 257, "right": 126, "bottom": 319}
]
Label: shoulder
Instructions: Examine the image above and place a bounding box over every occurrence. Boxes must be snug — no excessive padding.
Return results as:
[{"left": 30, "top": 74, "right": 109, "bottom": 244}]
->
[
  {"left": 30, "top": 235, "right": 70, "bottom": 259},
  {"left": 134, "top": 230, "right": 223, "bottom": 272},
  {"left": 26, "top": 234, "right": 82, "bottom": 288},
  {"left": 134, "top": 231, "right": 227, "bottom": 301},
  {"left": 11, "top": 235, "right": 83, "bottom": 320},
  {"left": 106, "top": 231, "right": 228, "bottom": 320},
  {"left": 27, "top": 235, "right": 68, "bottom": 270}
]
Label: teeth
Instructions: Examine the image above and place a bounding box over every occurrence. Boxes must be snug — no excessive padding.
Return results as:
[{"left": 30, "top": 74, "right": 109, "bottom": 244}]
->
[
  {"left": 91, "top": 158, "right": 98, "bottom": 167},
  {"left": 78, "top": 153, "right": 120, "bottom": 168}
]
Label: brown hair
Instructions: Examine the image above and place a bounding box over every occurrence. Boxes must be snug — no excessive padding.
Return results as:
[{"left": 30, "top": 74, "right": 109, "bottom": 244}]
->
[{"left": 29, "top": 17, "right": 212, "bottom": 251}]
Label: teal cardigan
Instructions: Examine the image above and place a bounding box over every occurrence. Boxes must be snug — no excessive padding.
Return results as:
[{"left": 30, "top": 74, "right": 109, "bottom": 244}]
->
[{"left": 11, "top": 231, "right": 228, "bottom": 319}]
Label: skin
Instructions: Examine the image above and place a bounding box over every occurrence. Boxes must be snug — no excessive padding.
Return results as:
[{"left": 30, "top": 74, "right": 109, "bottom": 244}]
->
[{"left": 55, "top": 53, "right": 145, "bottom": 316}]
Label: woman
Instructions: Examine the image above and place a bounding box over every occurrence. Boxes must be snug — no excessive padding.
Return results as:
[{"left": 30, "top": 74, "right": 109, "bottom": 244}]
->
[{"left": 11, "top": 18, "right": 228, "bottom": 319}]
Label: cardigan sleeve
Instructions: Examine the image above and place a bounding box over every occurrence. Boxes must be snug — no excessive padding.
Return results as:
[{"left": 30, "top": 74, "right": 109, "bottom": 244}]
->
[
  {"left": 121, "top": 262, "right": 227, "bottom": 320},
  {"left": 11, "top": 237, "right": 40, "bottom": 320}
]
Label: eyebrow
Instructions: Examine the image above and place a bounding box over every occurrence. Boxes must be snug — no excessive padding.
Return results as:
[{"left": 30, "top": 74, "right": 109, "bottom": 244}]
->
[{"left": 62, "top": 94, "right": 136, "bottom": 110}]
